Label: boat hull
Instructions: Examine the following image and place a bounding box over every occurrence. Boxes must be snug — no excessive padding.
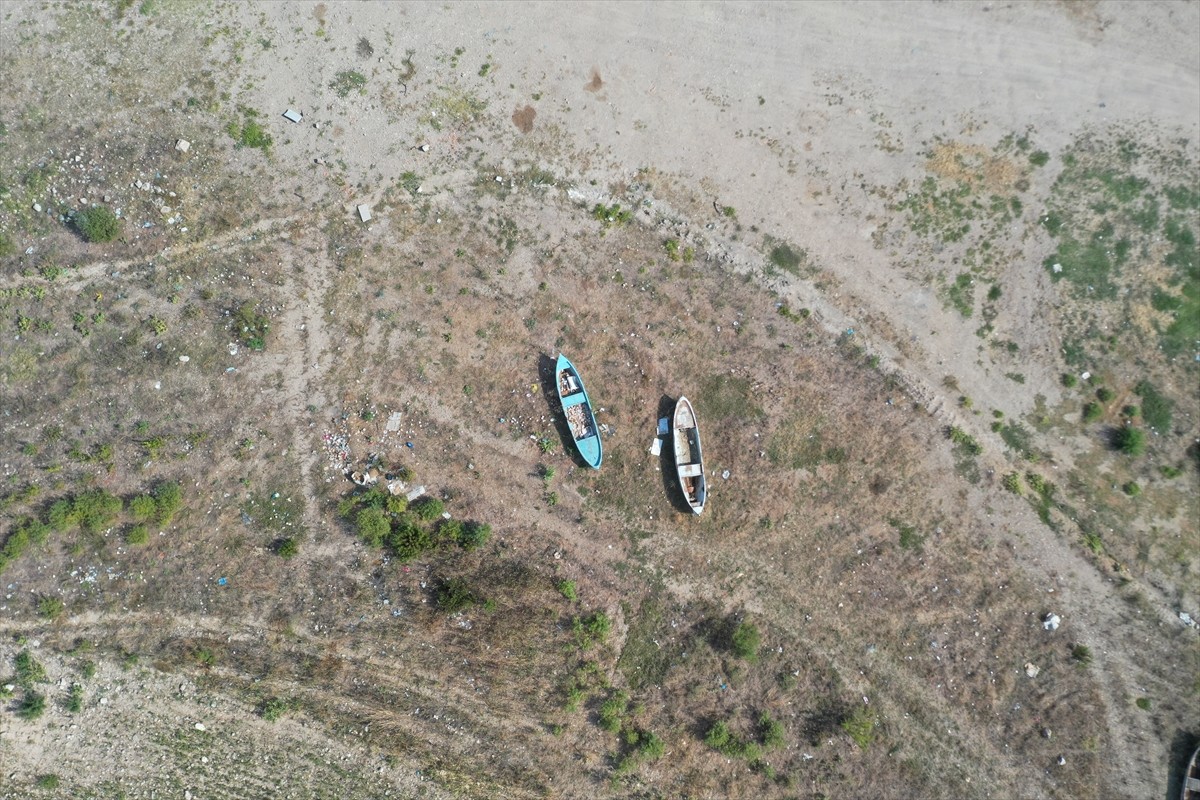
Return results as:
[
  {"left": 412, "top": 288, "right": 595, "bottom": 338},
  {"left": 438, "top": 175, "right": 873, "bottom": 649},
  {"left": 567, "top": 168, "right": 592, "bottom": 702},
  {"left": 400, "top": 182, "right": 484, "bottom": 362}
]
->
[
  {"left": 555, "top": 354, "right": 602, "bottom": 469},
  {"left": 673, "top": 396, "right": 706, "bottom": 514}
]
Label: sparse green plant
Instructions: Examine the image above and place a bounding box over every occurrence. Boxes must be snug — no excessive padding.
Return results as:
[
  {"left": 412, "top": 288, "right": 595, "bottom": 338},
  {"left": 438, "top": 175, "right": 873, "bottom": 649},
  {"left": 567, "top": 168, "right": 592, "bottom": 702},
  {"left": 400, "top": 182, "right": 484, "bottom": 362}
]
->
[
  {"left": 1111, "top": 426, "right": 1146, "bottom": 456},
  {"left": 80, "top": 660, "right": 97, "bottom": 679},
  {"left": 15, "top": 650, "right": 48, "bottom": 687},
  {"left": 664, "top": 239, "right": 680, "bottom": 261},
  {"left": 731, "top": 620, "right": 761, "bottom": 661},
  {"left": 841, "top": 706, "right": 877, "bottom": 749},
  {"left": 591, "top": 203, "right": 633, "bottom": 228},
  {"left": 37, "top": 596, "right": 64, "bottom": 619},
  {"left": 759, "top": 712, "right": 786, "bottom": 750},
  {"left": 259, "top": 695, "right": 296, "bottom": 722},
  {"left": 1071, "top": 643, "right": 1093, "bottom": 666},
  {"left": 1134, "top": 380, "right": 1173, "bottom": 432},
  {"left": 1122, "top": 481, "right": 1140, "bottom": 497},
  {"left": 573, "top": 610, "right": 612, "bottom": 649},
  {"left": 275, "top": 537, "right": 299, "bottom": 559},
  {"left": 1002, "top": 472, "right": 1023, "bottom": 494},
  {"left": 459, "top": 521, "right": 491, "bottom": 551},
  {"left": 435, "top": 577, "right": 475, "bottom": 612},
  {"left": 148, "top": 316, "right": 168, "bottom": 336},
  {"left": 74, "top": 206, "right": 121, "bottom": 243},
  {"left": 153, "top": 481, "right": 182, "bottom": 523},
  {"left": 948, "top": 426, "right": 983, "bottom": 455},
  {"left": 1122, "top": 404, "right": 1140, "bottom": 418},
  {"left": 545, "top": 490, "right": 559, "bottom": 506},
  {"left": 1061, "top": 373, "right": 1077, "bottom": 388},
  {"left": 537, "top": 434, "right": 557, "bottom": 454},
  {"left": 66, "top": 683, "right": 84, "bottom": 713},
  {"left": 1159, "top": 464, "right": 1183, "bottom": 479},
  {"left": 330, "top": 70, "right": 368, "bottom": 97},
  {"left": 18, "top": 691, "right": 46, "bottom": 720},
  {"left": 227, "top": 112, "right": 272, "bottom": 151},
  {"left": 556, "top": 579, "right": 578, "bottom": 601},
  {"left": 233, "top": 301, "right": 270, "bottom": 350},
  {"left": 1029, "top": 150, "right": 1050, "bottom": 167},
  {"left": 1135, "top": 697, "right": 1151, "bottom": 710},
  {"left": 126, "top": 525, "right": 150, "bottom": 545},
  {"left": 1081, "top": 402, "right": 1103, "bottom": 423}
]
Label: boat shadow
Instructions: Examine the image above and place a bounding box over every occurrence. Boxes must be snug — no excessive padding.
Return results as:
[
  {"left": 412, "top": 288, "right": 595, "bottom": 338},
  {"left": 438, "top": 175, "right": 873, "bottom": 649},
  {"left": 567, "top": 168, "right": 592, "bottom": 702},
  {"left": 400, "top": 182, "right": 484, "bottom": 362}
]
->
[
  {"left": 537, "top": 353, "right": 590, "bottom": 470},
  {"left": 656, "top": 394, "right": 695, "bottom": 516},
  {"left": 1168, "top": 729, "right": 1200, "bottom": 800}
]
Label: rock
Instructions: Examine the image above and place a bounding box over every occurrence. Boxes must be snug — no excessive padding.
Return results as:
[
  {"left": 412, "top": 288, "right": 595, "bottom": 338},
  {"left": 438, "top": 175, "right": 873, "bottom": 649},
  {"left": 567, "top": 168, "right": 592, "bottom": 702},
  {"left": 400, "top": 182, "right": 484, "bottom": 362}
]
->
[
  {"left": 32, "top": 203, "right": 41, "bottom": 212},
  {"left": 1042, "top": 613, "right": 1061, "bottom": 631},
  {"left": 175, "top": 139, "right": 191, "bottom": 152},
  {"left": 1180, "top": 611, "right": 1195, "bottom": 628},
  {"left": 179, "top": 355, "right": 190, "bottom": 363},
  {"left": 418, "top": 144, "right": 430, "bottom": 152},
  {"left": 1024, "top": 662, "right": 1040, "bottom": 678},
  {"left": 1057, "top": 755, "right": 1066, "bottom": 766},
  {"left": 194, "top": 722, "right": 206, "bottom": 731},
  {"left": 1042, "top": 727, "right": 1052, "bottom": 739}
]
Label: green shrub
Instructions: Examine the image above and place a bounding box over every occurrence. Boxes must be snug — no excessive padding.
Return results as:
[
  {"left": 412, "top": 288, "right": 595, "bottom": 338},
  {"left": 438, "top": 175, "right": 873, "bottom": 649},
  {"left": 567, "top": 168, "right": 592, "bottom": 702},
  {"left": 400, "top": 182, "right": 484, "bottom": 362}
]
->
[
  {"left": 1135, "top": 697, "right": 1151, "bottom": 711},
  {"left": 259, "top": 696, "right": 295, "bottom": 722},
  {"left": 759, "top": 712, "right": 786, "bottom": 750},
  {"left": 1121, "top": 481, "right": 1140, "bottom": 497},
  {"left": 1111, "top": 426, "right": 1146, "bottom": 456},
  {"left": 275, "top": 537, "right": 299, "bottom": 559},
  {"left": 1122, "top": 405, "right": 1140, "bottom": 418},
  {"left": 1134, "top": 380, "right": 1173, "bottom": 432},
  {"left": 556, "top": 579, "right": 578, "bottom": 601},
  {"left": 412, "top": 496, "right": 445, "bottom": 521},
  {"left": 37, "top": 596, "right": 64, "bottom": 619},
  {"left": 18, "top": 690, "right": 46, "bottom": 719},
  {"left": 705, "top": 720, "right": 732, "bottom": 750},
  {"left": 387, "top": 518, "right": 431, "bottom": 561},
  {"left": 356, "top": 507, "right": 389, "bottom": 547},
  {"left": 437, "top": 517, "right": 465, "bottom": 545},
  {"left": 1001, "top": 472, "right": 1023, "bottom": 494},
  {"left": 228, "top": 116, "right": 272, "bottom": 151},
  {"left": 74, "top": 206, "right": 121, "bottom": 242},
  {"left": 74, "top": 489, "right": 122, "bottom": 534},
  {"left": 1071, "top": 643, "right": 1093, "bottom": 666},
  {"left": 125, "top": 524, "right": 150, "bottom": 545},
  {"left": 948, "top": 426, "right": 982, "bottom": 455},
  {"left": 1029, "top": 151, "right": 1050, "bottom": 167},
  {"left": 1081, "top": 402, "right": 1103, "bottom": 423},
  {"left": 129, "top": 494, "right": 157, "bottom": 522},
  {"left": 731, "top": 621, "right": 761, "bottom": 661},
  {"left": 153, "top": 481, "right": 182, "bottom": 524},
  {"left": 598, "top": 692, "right": 628, "bottom": 733},
  {"left": 48, "top": 498, "right": 81, "bottom": 531},
  {"left": 1095, "top": 387, "right": 1114, "bottom": 402},
  {"left": 841, "top": 706, "right": 877, "bottom": 749},
  {"left": 435, "top": 577, "right": 475, "bottom": 612},
  {"left": 573, "top": 611, "right": 612, "bottom": 648},
  {"left": 1061, "top": 373, "right": 1077, "bottom": 388},
  {"left": 66, "top": 683, "right": 84, "bottom": 713},
  {"left": 459, "top": 521, "right": 491, "bottom": 551}
]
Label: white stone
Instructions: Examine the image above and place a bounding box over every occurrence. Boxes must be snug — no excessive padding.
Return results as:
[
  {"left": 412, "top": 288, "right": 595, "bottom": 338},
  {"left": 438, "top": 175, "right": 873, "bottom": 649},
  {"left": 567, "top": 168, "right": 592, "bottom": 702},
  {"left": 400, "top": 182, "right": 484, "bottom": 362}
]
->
[
  {"left": 179, "top": 355, "right": 190, "bottom": 363},
  {"left": 194, "top": 722, "right": 206, "bottom": 731},
  {"left": 175, "top": 139, "right": 190, "bottom": 152}
]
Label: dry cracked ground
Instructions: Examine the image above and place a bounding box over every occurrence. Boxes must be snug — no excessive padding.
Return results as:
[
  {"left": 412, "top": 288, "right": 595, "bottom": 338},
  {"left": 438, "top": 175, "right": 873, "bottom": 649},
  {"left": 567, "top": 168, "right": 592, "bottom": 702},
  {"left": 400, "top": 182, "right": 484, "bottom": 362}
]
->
[{"left": 0, "top": 2, "right": 1197, "bottom": 799}]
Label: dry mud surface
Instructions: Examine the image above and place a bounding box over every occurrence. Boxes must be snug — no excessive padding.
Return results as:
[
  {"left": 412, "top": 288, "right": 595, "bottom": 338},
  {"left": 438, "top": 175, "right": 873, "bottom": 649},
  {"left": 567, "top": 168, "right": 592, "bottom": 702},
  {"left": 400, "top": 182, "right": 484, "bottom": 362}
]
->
[{"left": 0, "top": 2, "right": 1197, "bottom": 799}]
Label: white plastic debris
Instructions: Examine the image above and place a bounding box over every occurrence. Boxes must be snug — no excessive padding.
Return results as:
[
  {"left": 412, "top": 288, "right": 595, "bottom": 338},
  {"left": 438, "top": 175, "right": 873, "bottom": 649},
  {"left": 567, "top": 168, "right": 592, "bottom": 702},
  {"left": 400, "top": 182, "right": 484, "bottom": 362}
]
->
[
  {"left": 649, "top": 438, "right": 662, "bottom": 456},
  {"left": 282, "top": 109, "right": 303, "bottom": 123},
  {"left": 357, "top": 204, "right": 372, "bottom": 222},
  {"left": 1052, "top": 263, "right": 1062, "bottom": 273},
  {"left": 1024, "top": 662, "right": 1040, "bottom": 678},
  {"left": 175, "top": 139, "right": 190, "bottom": 152},
  {"left": 1042, "top": 613, "right": 1060, "bottom": 631}
]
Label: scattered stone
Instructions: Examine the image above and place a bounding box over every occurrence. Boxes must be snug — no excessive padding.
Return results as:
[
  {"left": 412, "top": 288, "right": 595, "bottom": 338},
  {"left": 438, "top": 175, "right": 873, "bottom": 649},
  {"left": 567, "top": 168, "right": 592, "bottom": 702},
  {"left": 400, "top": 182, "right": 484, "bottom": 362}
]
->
[
  {"left": 1042, "top": 727, "right": 1053, "bottom": 739},
  {"left": 1057, "top": 755, "right": 1066, "bottom": 766},
  {"left": 385, "top": 411, "right": 403, "bottom": 432},
  {"left": 194, "top": 722, "right": 206, "bottom": 731},
  {"left": 175, "top": 139, "right": 191, "bottom": 152},
  {"left": 1043, "top": 613, "right": 1061, "bottom": 631},
  {"left": 357, "top": 204, "right": 372, "bottom": 222},
  {"left": 32, "top": 203, "right": 41, "bottom": 212},
  {"left": 282, "top": 108, "right": 303, "bottom": 123},
  {"left": 721, "top": 469, "right": 731, "bottom": 480},
  {"left": 1180, "top": 611, "right": 1195, "bottom": 628},
  {"left": 1024, "top": 662, "right": 1040, "bottom": 678},
  {"left": 418, "top": 144, "right": 430, "bottom": 152}
]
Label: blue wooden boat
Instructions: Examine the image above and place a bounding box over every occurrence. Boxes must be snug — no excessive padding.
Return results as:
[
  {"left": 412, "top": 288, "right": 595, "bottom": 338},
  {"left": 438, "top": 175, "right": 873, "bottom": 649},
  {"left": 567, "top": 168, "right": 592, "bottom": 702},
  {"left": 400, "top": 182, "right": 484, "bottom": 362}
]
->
[
  {"left": 555, "top": 354, "right": 602, "bottom": 469},
  {"left": 672, "top": 396, "right": 706, "bottom": 514}
]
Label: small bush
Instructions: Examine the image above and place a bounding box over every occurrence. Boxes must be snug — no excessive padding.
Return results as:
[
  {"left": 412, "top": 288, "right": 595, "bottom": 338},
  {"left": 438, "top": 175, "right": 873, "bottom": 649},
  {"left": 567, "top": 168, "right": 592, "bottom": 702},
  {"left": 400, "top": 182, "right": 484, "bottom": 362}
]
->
[
  {"left": 759, "top": 712, "right": 786, "bottom": 750},
  {"left": 66, "top": 683, "right": 84, "bottom": 713},
  {"left": 37, "top": 596, "right": 64, "bottom": 619},
  {"left": 1135, "top": 697, "right": 1151, "bottom": 711},
  {"left": 412, "top": 496, "right": 445, "bottom": 521},
  {"left": 18, "top": 690, "right": 46, "bottom": 720},
  {"left": 1095, "top": 387, "right": 1114, "bottom": 402},
  {"left": 1122, "top": 405, "right": 1140, "bottom": 418},
  {"left": 705, "top": 720, "right": 732, "bottom": 750},
  {"left": 1111, "top": 426, "right": 1146, "bottom": 456},
  {"left": 129, "top": 494, "right": 157, "bottom": 522},
  {"left": 233, "top": 301, "right": 270, "bottom": 350},
  {"left": 1121, "top": 481, "right": 1140, "bottom": 497},
  {"left": 435, "top": 577, "right": 475, "bottom": 613},
  {"left": 459, "top": 521, "right": 491, "bottom": 551},
  {"left": 556, "top": 579, "right": 578, "bottom": 601},
  {"left": 275, "top": 537, "right": 299, "bottom": 559},
  {"left": 1081, "top": 402, "right": 1103, "bottom": 423},
  {"left": 37, "top": 773, "right": 60, "bottom": 789},
  {"left": 153, "top": 481, "right": 182, "bottom": 524},
  {"left": 841, "top": 706, "right": 877, "bottom": 749},
  {"left": 125, "top": 524, "right": 150, "bottom": 545},
  {"left": 228, "top": 116, "right": 272, "bottom": 151},
  {"left": 731, "top": 621, "right": 761, "bottom": 661},
  {"left": 74, "top": 206, "right": 121, "bottom": 243},
  {"left": 356, "top": 507, "right": 390, "bottom": 547},
  {"left": 1071, "top": 643, "right": 1093, "bottom": 666},
  {"left": 437, "top": 517, "right": 465, "bottom": 545},
  {"left": 598, "top": 692, "right": 628, "bottom": 732},
  {"left": 1061, "top": 373, "right": 1077, "bottom": 388},
  {"left": 259, "top": 695, "right": 296, "bottom": 721},
  {"left": 1002, "top": 472, "right": 1023, "bottom": 495},
  {"left": 1134, "top": 380, "right": 1173, "bottom": 432},
  {"left": 948, "top": 426, "right": 982, "bottom": 455}
]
